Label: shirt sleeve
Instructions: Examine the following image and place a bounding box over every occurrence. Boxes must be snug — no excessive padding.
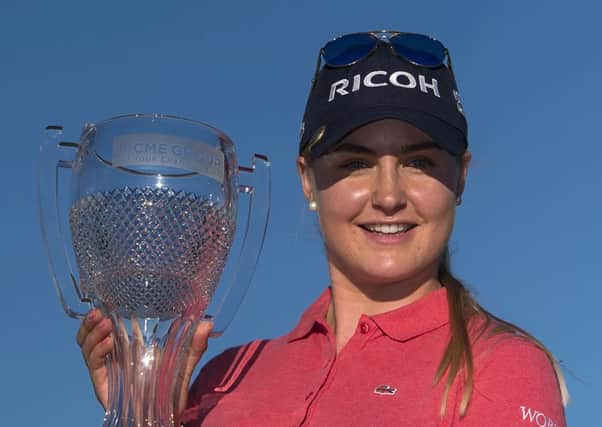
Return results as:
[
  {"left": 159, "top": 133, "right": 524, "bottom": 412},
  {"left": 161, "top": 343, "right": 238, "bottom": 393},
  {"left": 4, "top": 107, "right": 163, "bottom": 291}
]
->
[
  {"left": 454, "top": 337, "right": 567, "bottom": 427},
  {"left": 181, "top": 345, "right": 242, "bottom": 427},
  {"left": 182, "top": 339, "right": 268, "bottom": 427}
]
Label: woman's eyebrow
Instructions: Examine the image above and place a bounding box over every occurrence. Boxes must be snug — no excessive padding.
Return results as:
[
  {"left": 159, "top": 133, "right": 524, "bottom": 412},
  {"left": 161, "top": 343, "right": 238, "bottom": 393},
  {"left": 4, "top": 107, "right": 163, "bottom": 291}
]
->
[
  {"left": 332, "top": 141, "right": 439, "bottom": 155},
  {"left": 331, "top": 143, "right": 374, "bottom": 154},
  {"left": 400, "top": 141, "right": 440, "bottom": 153}
]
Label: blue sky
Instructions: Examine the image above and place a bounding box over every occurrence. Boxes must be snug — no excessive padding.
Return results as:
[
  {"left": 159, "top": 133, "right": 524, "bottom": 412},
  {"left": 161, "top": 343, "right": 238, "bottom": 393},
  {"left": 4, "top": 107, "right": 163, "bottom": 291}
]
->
[{"left": 1, "top": 1, "right": 599, "bottom": 425}]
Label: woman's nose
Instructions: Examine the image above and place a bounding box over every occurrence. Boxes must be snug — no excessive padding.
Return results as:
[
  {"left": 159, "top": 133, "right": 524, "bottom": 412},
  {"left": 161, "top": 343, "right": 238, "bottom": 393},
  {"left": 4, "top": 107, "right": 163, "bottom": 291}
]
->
[{"left": 371, "top": 160, "right": 406, "bottom": 215}]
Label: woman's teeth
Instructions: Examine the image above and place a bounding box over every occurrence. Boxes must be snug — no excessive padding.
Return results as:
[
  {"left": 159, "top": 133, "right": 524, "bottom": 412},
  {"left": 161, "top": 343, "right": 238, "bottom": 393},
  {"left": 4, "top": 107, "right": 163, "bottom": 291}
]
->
[{"left": 363, "top": 224, "right": 415, "bottom": 234}]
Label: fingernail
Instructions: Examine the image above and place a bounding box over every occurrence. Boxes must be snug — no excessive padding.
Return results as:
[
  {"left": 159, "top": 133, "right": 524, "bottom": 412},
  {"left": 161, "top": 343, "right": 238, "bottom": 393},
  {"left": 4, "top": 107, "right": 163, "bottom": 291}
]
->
[{"left": 87, "top": 309, "right": 97, "bottom": 321}]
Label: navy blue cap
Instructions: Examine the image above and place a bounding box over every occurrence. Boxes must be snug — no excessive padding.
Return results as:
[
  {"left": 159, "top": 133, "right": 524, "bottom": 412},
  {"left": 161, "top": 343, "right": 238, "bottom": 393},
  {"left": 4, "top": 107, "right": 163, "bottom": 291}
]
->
[{"left": 299, "top": 43, "right": 468, "bottom": 158}]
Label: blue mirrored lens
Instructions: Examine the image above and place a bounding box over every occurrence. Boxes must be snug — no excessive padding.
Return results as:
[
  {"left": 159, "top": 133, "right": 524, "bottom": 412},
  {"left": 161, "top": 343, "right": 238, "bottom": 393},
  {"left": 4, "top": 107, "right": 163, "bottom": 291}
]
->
[
  {"left": 390, "top": 33, "right": 445, "bottom": 67},
  {"left": 323, "top": 33, "right": 376, "bottom": 66}
]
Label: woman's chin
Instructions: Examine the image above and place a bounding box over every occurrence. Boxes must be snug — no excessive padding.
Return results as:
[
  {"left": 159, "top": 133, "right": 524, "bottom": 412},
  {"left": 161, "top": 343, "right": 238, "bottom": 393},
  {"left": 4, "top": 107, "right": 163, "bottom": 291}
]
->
[
  {"left": 357, "top": 268, "right": 427, "bottom": 287},
  {"left": 347, "top": 258, "right": 441, "bottom": 290}
]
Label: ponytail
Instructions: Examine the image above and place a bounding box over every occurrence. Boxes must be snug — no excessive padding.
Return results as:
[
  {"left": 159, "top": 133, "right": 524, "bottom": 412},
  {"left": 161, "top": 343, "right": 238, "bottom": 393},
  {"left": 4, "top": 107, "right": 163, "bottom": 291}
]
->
[{"left": 434, "top": 249, "right": 570, "bottom": 417}]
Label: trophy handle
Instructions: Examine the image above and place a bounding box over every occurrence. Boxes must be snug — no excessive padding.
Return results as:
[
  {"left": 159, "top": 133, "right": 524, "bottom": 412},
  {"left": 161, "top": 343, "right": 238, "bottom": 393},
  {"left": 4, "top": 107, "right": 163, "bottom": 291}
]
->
[
  {"left": 208, "top": 153, "right": 271, "bottom": 336},
  {"left": 37, "top": 125, "right": 91, "bottom": 319}
]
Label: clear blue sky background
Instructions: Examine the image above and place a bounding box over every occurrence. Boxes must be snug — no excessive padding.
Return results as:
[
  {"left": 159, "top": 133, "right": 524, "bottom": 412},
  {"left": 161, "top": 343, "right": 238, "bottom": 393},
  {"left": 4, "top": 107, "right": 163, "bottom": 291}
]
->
[{"left": 1, "top": 1, "right": 599, "bottom": 425}]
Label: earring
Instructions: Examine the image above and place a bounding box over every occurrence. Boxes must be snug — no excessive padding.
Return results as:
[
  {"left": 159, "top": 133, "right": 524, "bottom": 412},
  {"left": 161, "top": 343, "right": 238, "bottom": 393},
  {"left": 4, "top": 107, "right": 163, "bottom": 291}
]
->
[
  {"left": 455, "top": 196, "right": 462, "bottom": 206},
  {"left": 308, "top": 200, "right": 318, "bottom": 211}
]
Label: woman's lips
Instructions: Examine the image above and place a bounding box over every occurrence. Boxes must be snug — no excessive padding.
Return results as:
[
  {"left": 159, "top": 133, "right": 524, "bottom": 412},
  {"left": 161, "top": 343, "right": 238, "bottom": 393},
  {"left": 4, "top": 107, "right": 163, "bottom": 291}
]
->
[
  {"left": 358, "top": 223, "right": 417, "bottom": 243},
  {"left": 360, "top": 223, "right": 417, "bottom": 234}
]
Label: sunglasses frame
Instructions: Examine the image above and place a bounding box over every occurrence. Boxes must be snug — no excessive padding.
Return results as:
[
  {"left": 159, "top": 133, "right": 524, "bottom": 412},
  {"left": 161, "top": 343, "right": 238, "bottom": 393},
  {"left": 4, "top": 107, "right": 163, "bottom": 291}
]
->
[{"left": 311, "top": 30, "right": 455, "bottom": 87}]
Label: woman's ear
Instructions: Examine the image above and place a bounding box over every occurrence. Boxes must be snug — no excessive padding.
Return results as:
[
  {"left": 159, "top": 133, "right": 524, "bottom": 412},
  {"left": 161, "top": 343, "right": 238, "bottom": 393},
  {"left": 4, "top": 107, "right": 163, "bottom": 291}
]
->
[
  {"left": 296, "top": 156, "right": 315, "bottom": 202},
  {"left": 456, "top": 151, "right": 471, "bottom": 198}
]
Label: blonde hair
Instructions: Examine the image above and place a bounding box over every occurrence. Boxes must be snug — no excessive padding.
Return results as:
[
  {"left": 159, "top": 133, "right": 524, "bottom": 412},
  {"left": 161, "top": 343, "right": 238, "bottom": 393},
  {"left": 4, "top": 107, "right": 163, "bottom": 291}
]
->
[{"left": 434, "top": 248, "right": 570, "bottom": 416}]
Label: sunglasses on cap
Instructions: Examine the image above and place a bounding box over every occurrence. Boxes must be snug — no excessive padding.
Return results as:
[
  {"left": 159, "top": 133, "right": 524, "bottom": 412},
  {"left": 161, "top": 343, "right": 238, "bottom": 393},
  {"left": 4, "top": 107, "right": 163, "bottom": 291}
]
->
[{"left": 312, "top": 30, "right": 455, "bottom": 85}]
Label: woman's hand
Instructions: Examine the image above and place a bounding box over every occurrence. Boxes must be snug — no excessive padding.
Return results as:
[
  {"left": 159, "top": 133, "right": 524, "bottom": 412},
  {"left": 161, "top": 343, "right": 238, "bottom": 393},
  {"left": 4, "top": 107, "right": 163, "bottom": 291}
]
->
[
  {"left": 76, "top": 308, "right": 113, "bottom": 410},
  {"left": 177, "top": 320, "right": 213, "bottom": 417},
  {"left": 76, "top": 308, "right": 212, "bottom": 417}
]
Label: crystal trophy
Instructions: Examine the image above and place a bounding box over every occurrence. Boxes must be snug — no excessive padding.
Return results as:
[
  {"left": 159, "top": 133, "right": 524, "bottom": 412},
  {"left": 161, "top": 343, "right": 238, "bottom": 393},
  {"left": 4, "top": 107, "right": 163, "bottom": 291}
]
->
[{"left": 37, "top": 114, "right": 270, "bottom": 426}]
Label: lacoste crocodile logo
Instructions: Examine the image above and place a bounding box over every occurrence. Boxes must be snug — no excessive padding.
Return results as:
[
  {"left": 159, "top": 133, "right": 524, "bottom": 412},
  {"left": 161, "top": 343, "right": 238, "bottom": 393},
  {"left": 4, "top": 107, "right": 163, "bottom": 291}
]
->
[{"left": 373, "top": 384, "right": 397, "bottom": 396}]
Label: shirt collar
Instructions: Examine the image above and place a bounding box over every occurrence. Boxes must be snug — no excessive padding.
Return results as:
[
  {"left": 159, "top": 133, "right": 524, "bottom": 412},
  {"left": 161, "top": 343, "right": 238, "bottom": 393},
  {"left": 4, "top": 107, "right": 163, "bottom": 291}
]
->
[
  {"left": 370, "top": 287, "right": 450, "bottom": 342},
  {"left": 287, "top": 287, "right": 331, "bottom": 343},
  {"left": 286, "top": 286, "right": 450, "bottom": 343}
]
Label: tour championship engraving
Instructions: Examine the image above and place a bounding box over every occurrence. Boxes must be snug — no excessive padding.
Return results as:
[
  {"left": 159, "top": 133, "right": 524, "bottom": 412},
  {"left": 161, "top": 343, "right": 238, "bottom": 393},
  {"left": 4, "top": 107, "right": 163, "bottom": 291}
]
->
[{"left": 113, "top": 133, "right": 225, "bottom": 182}]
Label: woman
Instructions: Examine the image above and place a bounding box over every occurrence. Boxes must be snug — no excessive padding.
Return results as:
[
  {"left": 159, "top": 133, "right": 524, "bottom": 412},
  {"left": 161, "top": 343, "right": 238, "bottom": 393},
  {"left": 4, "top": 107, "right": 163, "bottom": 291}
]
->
[{"left": 77, "top": 31, "right": 569, "bottom": 426}]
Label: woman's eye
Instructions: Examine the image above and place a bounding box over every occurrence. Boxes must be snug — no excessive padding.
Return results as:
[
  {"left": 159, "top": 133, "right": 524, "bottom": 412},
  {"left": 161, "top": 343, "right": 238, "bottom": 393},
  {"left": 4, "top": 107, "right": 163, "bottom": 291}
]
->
[
  {"left": 340, "top": 159, "right": 371, "bottom": 171},
  {"left": 404, "top": 157, "right": 435, "bottom": 170}
]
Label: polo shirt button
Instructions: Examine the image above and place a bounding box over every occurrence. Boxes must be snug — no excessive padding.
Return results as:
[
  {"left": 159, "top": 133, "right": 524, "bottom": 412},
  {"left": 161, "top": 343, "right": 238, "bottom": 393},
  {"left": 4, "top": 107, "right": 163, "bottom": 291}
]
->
[{"left": 359, "top": 322, "right": 370, "bottom": 334}]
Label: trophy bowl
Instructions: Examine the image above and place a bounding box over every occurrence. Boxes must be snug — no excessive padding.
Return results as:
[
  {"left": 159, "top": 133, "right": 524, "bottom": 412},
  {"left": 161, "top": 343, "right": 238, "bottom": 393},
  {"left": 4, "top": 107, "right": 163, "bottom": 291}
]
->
[{"left": 37, "top": 114, "right": 270, "bottom": 427}]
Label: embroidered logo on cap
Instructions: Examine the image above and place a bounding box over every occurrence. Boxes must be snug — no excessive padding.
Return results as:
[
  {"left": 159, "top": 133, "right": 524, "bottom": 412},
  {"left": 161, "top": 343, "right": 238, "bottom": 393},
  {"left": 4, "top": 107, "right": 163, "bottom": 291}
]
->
[
  {"left": 305, "top": 125, "right": 326, "bottom": 154},
  {"left": 328, "top": 69, "right": 441, "bottom": 102},
  {"left": 453, "top": 89, "right": 465, "bottom": 116},
  {"left": 373, "top": 384, "right": 397, "bottom": 396}
]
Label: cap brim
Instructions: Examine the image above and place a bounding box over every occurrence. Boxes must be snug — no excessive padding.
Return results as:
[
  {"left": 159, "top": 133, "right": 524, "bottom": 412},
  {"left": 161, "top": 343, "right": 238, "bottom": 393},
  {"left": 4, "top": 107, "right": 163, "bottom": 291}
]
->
[{"left": 308, "top": 107, "right": 467, "bottom": 158}]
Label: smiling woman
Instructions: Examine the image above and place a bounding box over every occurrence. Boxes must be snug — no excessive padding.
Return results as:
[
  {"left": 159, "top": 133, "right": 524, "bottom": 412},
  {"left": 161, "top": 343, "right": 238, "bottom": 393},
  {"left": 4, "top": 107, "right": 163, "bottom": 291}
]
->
[
  {"left": 298, "top": 120, "right": 466, "bottom": 301},
  {"left": 77, "top": 30, "right": 569, "bottom": 427}
]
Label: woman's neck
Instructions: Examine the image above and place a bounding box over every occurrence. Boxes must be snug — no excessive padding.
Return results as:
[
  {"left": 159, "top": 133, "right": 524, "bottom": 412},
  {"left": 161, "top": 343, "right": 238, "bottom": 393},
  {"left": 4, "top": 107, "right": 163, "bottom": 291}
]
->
[{"left": 325, "top": 270, "right": 442, "bottom": 354}]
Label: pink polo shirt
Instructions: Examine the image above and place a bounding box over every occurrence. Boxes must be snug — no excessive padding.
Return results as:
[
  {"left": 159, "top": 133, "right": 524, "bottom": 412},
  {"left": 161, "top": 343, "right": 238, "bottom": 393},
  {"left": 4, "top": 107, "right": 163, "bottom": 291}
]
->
[{"left": 183, "top": 287, "right": 566, "bottom": 427}]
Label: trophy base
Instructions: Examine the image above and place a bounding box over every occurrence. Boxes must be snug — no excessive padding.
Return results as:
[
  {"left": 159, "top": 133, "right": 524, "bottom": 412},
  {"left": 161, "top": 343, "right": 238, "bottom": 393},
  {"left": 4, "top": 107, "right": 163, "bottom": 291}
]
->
[
  {"left": 101, "top": 311, "right": 197, "bottom": 427},
  {"left": 103, "top": 414, "right": 177, "bottom": 427}
]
